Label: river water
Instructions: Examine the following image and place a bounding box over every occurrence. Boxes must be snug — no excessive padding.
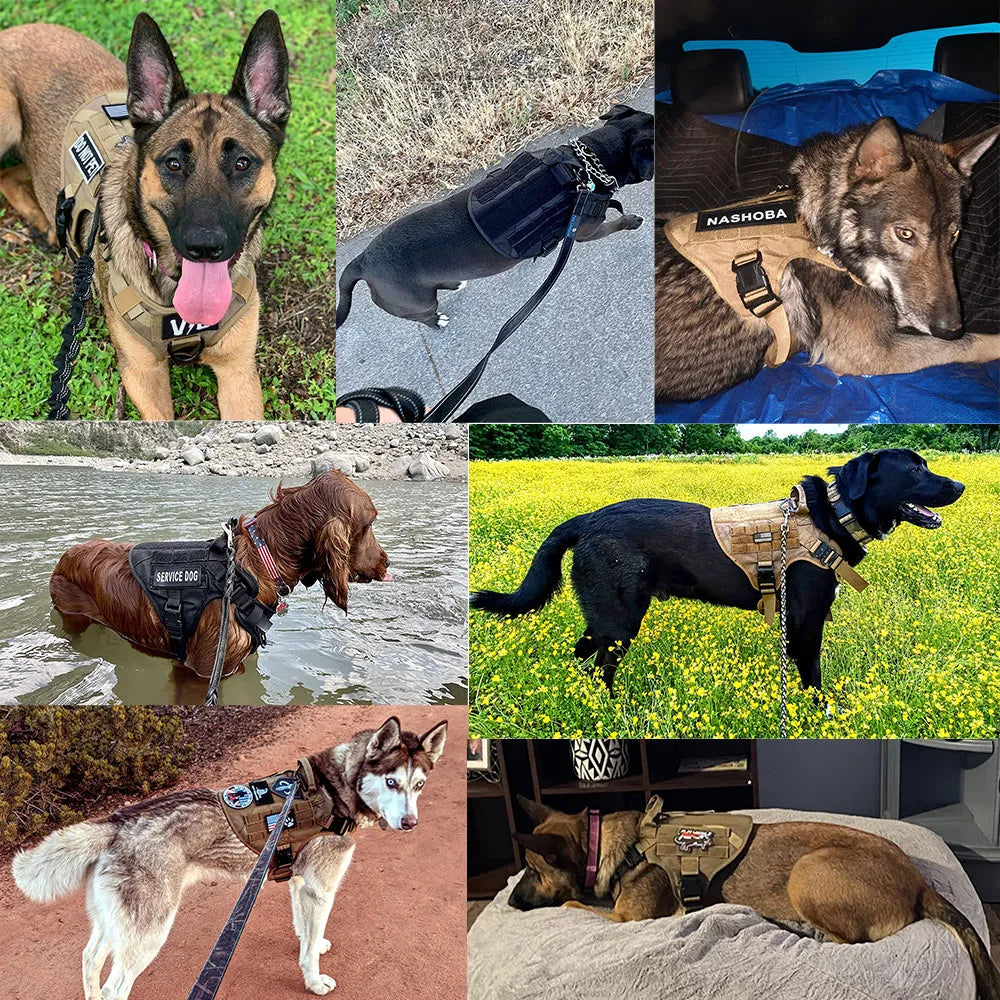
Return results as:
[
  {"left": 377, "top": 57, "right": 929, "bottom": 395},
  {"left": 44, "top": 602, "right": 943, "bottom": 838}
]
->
[{"left": 0, "top": 466, "right": 467, "bottom": 705}]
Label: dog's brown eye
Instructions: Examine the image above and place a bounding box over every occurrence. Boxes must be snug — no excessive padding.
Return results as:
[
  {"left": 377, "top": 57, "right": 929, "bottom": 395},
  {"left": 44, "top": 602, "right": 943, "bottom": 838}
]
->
[
  {"left": 234, "top": 156, "right": 251, "bottom": 172},
  {"left": 165, "top": 158, "right": 182, "bottom": 173},
  {"left": 952, "top": 228, "right": 961, "bottom": 243},
  {"left": 895, "top": 226, "right": 914, "bottom": 241}
]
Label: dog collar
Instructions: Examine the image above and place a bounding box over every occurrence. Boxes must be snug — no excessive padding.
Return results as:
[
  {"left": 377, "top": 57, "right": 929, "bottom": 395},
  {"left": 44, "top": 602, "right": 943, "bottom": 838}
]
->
[
  {"left": 244, "top": 517, "right": 290, "bottom": 612},
  {"left": 585, "top": 809, "right": 601, "bottom": 890},
  {"left": 826, "top": 481, "right": 873, "bottom": 547}
]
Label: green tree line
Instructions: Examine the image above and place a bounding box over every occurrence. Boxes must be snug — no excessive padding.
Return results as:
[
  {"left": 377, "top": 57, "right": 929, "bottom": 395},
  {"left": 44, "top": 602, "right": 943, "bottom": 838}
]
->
[{"left": 469, "top": 424, "right": 1000, "bottom": 461}]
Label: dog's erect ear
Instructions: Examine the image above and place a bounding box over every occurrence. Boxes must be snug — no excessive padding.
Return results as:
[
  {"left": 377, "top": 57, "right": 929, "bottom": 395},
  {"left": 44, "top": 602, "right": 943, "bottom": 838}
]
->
[
  {"left": 943, "top": 125, "right": 1000, "bottom": 178},
  {"left": 850, "top": 118, "right": 910, "bottom": 182},
  {"left": 315, "top": 516, "right": 352, "bottom": 612},
  {"left": 513, "top": 832, "right": 573, "bottom": 868},
  {"left": 516, "top": 794, "right": 555, "bottom": 827},
  {"left": 418, "top": 721, "right": 448, "bottom": 763},
  {"left": 835, "top": 451, "right": 880, "bottom": 501},
  {"left": 230, "top": 10, "right": 291, "bottom": 138},
  {"left": 126, "top": 13, "right": 189, "bottom": 133},
  {"left": 368, "top": 717, "right": 402, "bottom": 758},
  {"left": 600, "top": 104, "right": 635, "bottom": 122}
]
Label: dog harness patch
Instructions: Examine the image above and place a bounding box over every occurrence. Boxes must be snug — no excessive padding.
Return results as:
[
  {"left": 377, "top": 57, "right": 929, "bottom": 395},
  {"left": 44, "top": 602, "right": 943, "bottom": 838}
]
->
[
  {"left": 223, "top": 785, "right": 254, "bottom": 809},
  {"left": 161, "top": 316, "right": 221, "bottom": 342},
  {"left": 151, "top": 563, "right": 204, "bottom": 588},
  {"left": 69, "top": 131, "right": 105, "bottom": 182},
  {"left": 102, "top": 103, "right": 130, "bottom": 121},
  {"left": 675, "top": 829, "right": 714, "bottom": 853},
  {"left": 695, "top": 198, "right": 796, "bottom": 232}
]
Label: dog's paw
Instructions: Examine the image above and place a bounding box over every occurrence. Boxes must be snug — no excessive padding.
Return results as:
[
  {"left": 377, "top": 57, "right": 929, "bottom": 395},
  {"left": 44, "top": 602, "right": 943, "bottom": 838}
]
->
[
  {"left": 623, "top": 214, "right": 643, "bottom": 230},
  {"left": 319, "top": 937, "right": 332, "bottom": 954},
  {"left": 306, "top": 974, "right": 337, "bottom": 995},
  {"left": 457, "top": 280, "right": 468, "bottom": 291},
  {"left": 436, "top": 313, "right": 450, "bottom": 328}
]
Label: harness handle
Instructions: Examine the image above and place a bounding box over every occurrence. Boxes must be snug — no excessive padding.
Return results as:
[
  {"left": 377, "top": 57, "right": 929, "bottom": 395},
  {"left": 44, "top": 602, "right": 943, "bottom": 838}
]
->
[
  {"left": 423, "top": 189, "right": 594, "bottom": 422},
  {"left": 46, "top": 203, "right": 102, "bottom": 420}
]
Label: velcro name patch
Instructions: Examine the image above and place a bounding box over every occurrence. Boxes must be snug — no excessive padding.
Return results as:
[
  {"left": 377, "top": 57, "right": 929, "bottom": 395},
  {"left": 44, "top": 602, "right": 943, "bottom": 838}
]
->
[
  {"left": 70, "top": 131, "right": 105, "bottom": 182},
  {"left": 161, "top": 316, "right": 220, "bottom": 341},
  {"left": 151, "top": 565, "right": 204, "bottom": 588},
  {"left": 696, "top": 199, "right": 796, "bottom": 232}
]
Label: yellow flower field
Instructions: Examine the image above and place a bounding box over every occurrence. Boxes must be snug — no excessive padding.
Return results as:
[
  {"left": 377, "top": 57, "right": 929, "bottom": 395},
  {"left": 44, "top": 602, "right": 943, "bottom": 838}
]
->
[{"left": 469, "top": 454, "right": 1000, "bottom": 738}]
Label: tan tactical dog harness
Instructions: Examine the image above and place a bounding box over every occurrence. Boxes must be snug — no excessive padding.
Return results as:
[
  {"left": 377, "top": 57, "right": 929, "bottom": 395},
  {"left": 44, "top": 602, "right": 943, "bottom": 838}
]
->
[
  {"left": 710, "top": 483, "right": 869, "bottom": 624},
  {"left": 58, "top": 92, "right": 254, "bottom": 362},
  {"left": 218, "top": 758, "right": 356, "bottom": 882},
  {"left": 664, "top": 190, "right": 863, "bottom": 366},
  {"left": 613, "top": 797, "right": 754, "bottom": 911}
]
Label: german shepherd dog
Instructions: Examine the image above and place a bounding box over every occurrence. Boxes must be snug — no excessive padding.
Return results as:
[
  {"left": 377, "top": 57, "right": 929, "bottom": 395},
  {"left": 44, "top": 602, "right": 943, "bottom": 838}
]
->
[
  {"left": 12, "top": 716, "right": 448, "bottom": 1000},
  {"left": 50, "top": 471, "right": 390, "bottom": 681},
  {"left": 655, "top": 117, "right": 1000, "bottom": 401},
  {"left": 0, "top": 12, "right": 290, "bottom": 418},
  {"left": 471, "top": 449, "right": 964, "bottom": 693},
  {"left": 336, "top": 106, "right": 653, "bottom": 329},
  {"left": 508, "top": 798, "right": 1000, "bottom": 1000}
]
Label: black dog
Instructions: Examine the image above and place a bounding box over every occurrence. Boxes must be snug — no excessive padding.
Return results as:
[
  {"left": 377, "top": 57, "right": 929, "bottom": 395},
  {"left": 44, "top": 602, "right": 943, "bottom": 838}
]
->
[
  {"left": 471, "top": 450, "right": 965, "bottom": 693},
  {"left": 336, "top": 105, "right": 653, "bottom": 328}
]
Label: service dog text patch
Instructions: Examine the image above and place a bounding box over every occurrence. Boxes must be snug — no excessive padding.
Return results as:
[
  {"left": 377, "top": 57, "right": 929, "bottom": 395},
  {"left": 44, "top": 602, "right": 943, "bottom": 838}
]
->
[
  {"left": 696, "top": 199, "right": 796, "bottom": 232},
  {"left": 70, "top": 131, "right": 105, "bottom": 182},
  {"left": 161, "top": 316, "right": 221, "bottom": 341},
  {"left": 151, "top": 565, "right": 204, "bottom": 588}
]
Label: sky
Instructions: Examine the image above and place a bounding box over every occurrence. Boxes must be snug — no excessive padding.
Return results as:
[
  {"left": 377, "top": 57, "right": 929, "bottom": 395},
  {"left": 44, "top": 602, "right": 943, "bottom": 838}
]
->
[{"left": 736, "top": 425, "right": 849, "bottom": 439}]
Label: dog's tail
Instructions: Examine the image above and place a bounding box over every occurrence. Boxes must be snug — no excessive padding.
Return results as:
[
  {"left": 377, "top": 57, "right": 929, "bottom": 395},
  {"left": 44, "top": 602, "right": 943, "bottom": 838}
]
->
[
  {"left": 12, "top": 821, "right": 115, "bottom": 903},
  {"left": 470, "top": 515, "right": 586, "bottom": 617},
  {"left": 336, "top": 254, "right": 365, "bottom": 327},
  {"left": 920, "top": 887, "right": 1000, "bottom": 1000}
]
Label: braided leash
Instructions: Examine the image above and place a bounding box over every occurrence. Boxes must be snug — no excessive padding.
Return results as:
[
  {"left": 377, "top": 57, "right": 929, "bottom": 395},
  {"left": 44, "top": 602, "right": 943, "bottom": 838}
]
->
[
  {"left": 47, "top": 204, "right": 102, "bottom": 420},
  {"left": 205, "top": 519, "right": 238, "bottom": 707},
  {"left": 778, "top": 501, "right": 792, "bottom": 738}
]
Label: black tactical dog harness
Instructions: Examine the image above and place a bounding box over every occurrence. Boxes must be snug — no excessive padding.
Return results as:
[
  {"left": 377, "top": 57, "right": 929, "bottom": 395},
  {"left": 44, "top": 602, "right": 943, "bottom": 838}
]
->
[
  {"left": 128, "top": 530, "right": 276, "bottom": 659},
  {"left": 468, "top": 147, "right": 619, "bottom": 260}
]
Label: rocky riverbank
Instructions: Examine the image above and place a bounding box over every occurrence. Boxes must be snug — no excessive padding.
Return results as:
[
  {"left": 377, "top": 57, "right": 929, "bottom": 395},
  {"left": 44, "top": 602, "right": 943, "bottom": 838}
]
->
[{"left": 0, "top": 422, "right": 467, "bottom": 480}]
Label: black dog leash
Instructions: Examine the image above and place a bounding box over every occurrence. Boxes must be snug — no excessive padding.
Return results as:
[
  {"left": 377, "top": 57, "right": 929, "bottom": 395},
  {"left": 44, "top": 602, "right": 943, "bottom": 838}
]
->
[
  {"left": 46, "top": 203, "right": 102, "bottom": 420},
  {"left": 187, "top": 774, "right": 300, "bottom": 1000},
  {"left": 423, "top": 188, "right": 613, "bottom": 422},
  {"left": 204, "top": 518, "right": 238, "bottom": 707}
]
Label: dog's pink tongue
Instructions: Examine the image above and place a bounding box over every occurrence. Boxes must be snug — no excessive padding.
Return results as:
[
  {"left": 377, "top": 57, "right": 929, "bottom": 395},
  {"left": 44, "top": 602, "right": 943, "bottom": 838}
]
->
[{"left": 173, "top": 259, "right": 232, "bottom": 326}]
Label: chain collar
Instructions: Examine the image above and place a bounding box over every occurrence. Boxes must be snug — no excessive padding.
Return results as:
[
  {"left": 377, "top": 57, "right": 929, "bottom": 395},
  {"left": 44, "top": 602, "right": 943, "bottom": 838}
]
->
[
  {"left": 826, "top": 481, "right": 873, "bottom": 547},
  {"left": 570, "top": 139, "right": 619, "bottom": 193}
]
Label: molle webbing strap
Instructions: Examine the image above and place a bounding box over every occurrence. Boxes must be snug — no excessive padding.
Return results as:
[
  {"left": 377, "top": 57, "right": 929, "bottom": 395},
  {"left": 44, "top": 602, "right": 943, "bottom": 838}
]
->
[
  {"left": 664, "top": 190, "right": 863, "bottom": 367},
  {"left": 710, "top": 492, "right": 868, "bottom": 625}
]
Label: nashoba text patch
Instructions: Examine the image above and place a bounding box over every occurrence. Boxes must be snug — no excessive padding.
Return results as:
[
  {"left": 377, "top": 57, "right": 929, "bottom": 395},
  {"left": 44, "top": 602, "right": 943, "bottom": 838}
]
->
[{"left": 695, "top": 199, "right": 797, "bottom": 232}]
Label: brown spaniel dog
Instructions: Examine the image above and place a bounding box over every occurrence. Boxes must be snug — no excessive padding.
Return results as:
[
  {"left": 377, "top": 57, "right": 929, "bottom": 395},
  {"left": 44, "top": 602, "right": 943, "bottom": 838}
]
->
[{"left": 49, "top": 471, "right": 389, "bottom": 678}]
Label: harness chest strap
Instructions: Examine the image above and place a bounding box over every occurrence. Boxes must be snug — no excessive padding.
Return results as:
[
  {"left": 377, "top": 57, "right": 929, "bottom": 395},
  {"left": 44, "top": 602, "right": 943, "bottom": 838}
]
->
[
  {"left": 664, "top": 191, "right": 864, "bottom": 367},
  {"left": 616, "top": 798, "right": 754, "bottom": 911},
  {"left": 709, "top": 485, "right": 868, "bottom": 626}
]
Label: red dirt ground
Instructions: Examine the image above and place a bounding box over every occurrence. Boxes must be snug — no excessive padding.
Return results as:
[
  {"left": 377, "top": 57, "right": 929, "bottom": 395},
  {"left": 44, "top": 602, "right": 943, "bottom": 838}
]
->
[{"left": 0, "top": 705, "right": 467, "bottom": 1000}]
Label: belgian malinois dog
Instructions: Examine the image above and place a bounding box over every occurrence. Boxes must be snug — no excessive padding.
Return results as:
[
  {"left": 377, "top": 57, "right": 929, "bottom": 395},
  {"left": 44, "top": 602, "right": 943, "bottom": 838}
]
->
[
  {"left": 510, "top": 797, "right": 1000, "bottom": 1000},
  {"left": 0, "top": 11, "right": 290, "bottom": 418},
  {"left": 656, "top": 117, "right": 1000, "bottom": 401}
]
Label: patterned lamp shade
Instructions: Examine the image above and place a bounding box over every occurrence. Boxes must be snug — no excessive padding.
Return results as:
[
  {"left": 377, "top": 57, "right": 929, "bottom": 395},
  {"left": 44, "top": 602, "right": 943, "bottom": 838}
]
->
[{"left": 571, "top": 739, "right": 629, "bottom": 781}]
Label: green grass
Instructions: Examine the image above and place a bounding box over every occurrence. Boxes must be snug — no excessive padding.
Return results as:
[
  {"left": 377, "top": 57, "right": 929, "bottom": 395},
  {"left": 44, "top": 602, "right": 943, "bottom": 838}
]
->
[
  {"left": 470, "top": 454, "right": 1000, "bottom": 739},
  {"left": 0, "top": 0, "right": 335, "bottom": 419}
]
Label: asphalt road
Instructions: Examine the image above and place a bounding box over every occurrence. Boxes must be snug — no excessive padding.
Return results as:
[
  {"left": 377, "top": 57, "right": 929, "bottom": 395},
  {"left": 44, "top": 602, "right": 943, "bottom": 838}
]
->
[{"left": 336, "top": 81, "right": 655, "bottom": 423}]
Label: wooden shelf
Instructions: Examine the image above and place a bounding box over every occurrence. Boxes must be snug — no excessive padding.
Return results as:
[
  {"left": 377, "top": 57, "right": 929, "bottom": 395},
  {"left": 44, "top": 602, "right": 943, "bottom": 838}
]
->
[
  {"left": 649, "top": 770, "right": 751, "bottom": 790},
  {"left": 467, "top": 780, "right": 506, "bottom": 798},
  {"left": 539, "top": 776, "right": 649, "bottom": 796}
]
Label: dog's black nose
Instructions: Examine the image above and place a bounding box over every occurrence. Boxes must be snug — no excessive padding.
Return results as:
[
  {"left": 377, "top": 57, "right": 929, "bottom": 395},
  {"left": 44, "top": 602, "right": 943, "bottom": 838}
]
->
[
  {"left": 400, "top": 815, "right": 417, "bottom": 830},
  {"left": 952, "top": 480, "right": 965, "bottom": 496},
  {"left": 930, "top": 322, "right": 963, "bottom": 341},
  {"left": 181, "top": 228, "right": 229, "bottom": 262}
]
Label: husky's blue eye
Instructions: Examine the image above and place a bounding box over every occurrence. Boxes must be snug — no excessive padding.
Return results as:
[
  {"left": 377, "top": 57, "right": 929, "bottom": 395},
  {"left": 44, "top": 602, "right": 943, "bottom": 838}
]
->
[{"left": 385, "top": 777, "right": 397, "bottom": 788}]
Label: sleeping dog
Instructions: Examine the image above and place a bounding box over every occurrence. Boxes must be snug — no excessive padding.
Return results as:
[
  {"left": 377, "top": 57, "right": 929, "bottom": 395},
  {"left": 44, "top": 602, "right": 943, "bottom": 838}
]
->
[
  {"left": 508, "top": 797, "right": 1000, "bottom": 1000},
  {"left": 471, "top": 449, "right": 965, "bottom": 693},
  {"left": 336, "top": 105, "right": 653, "bottom": 329}
]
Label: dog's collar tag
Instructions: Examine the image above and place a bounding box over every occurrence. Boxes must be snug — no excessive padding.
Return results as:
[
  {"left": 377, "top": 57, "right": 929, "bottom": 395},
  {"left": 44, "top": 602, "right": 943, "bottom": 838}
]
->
[{"left": 69, "top": 131, "right": 105, "bottom": 182}]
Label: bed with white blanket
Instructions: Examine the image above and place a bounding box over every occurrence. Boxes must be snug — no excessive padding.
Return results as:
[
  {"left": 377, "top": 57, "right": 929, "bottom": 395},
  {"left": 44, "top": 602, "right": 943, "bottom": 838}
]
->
[{"left": 467, "top": 809, "right": 987, "bottom": 1000}]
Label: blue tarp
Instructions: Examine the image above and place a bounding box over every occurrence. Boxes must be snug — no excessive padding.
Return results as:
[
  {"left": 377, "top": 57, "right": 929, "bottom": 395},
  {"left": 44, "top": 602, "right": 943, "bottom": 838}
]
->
[{"left": 657, "top": 69, "right": 1000, "bottom": 424}]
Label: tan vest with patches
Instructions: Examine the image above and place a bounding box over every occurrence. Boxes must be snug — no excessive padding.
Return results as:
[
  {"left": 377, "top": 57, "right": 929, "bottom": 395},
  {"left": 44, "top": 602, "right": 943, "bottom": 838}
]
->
[
  {"left": 633, "top": 797, "right": 754, "bottom": 911},
  {"left": 218, "top": 758, "right": 355, "bottom": 883},
  {"left": 664, "top": 190, "right": 863, "bottom": 366},
  {"left": 710, "top": 484, "right": 869, "bottom": 624},
  {"left": 60, "top": 93, "right": 254, "bottom": 361}
]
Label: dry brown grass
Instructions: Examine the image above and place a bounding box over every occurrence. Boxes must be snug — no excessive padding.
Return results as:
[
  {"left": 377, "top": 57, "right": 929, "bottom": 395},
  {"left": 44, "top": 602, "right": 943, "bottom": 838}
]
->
[{"left": 336, "top": 0, "right": 654, "bottom": 238}]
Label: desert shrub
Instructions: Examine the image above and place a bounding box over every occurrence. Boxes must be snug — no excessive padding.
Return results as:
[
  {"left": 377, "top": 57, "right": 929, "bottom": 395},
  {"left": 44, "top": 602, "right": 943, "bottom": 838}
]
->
[{"left": 0, "top": 707, "right": 192, "bottom": 845}]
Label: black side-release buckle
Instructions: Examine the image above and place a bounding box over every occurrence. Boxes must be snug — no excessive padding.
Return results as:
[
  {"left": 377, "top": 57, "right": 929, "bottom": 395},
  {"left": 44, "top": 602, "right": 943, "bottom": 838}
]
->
[
  {"left": 55, "top": 192, "right": 75, "bottom": 253},
  {"left": 811, "top": 540, "right": 841, "bottom": 568},
  {"left": 757, "top": 563, "right": 776, "bottom": 593},
  {"left": 270, "top": 845, "right": 295, "bottom": 881},
  {"left": 681, "top": 872, "right": 706, "bottom": 909},
  {"left": 732, "top": 251, "right": 779, "bottom": 317}
]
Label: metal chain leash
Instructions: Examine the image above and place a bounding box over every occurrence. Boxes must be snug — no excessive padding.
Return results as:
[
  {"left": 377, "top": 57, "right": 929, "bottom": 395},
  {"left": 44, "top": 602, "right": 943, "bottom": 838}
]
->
[
  {"left": 779, "top": 503, "right": 791, "bottom": 739},
  {"left": 205, "top": 519, "right": 238, "bottom": 707},
  {"left": 570, "top": 139, "right": 619, "bottom": 193}
]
